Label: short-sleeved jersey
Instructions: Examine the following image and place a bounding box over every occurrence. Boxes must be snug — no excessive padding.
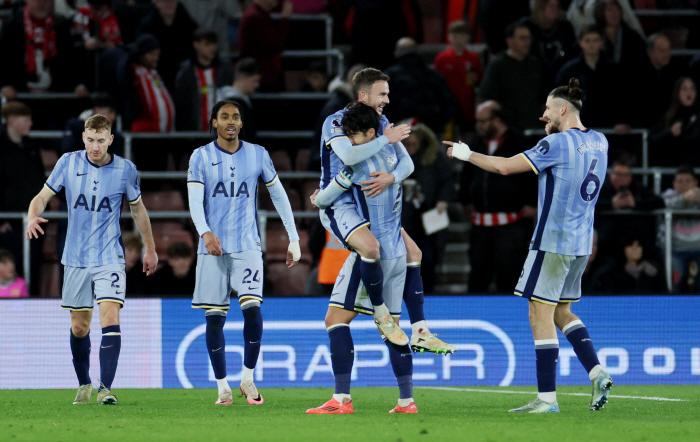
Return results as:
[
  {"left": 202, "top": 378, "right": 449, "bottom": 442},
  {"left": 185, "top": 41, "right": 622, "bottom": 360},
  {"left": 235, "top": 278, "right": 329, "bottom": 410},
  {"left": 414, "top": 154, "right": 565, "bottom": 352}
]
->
[
  {"left": 320, "top": 107, "right": 390, "bottom": 206},
  {"left": 45, "top": 151, "right": 141, "bottom": 267},
  {"left": 340, "top": 144, "right": 406, "bottom": 260},
  {"left": 188, "top": 140, "right": 278, "bottom": 254},
  {"left": 520, "top": 128, "right": 608, "bottom": 256}
]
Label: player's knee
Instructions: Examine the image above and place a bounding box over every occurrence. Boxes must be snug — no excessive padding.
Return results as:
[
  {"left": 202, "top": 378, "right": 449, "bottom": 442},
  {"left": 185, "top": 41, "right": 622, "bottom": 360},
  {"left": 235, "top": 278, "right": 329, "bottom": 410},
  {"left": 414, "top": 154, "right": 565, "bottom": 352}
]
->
[
  {"left": 407, "top": 246, "right": 422, "bottom": 263},
  {"left": 361, "top": 238, "right": 380, "bottom": 260},
  {"left": 71, "top": 321, "right": 90, "bottom": 337}
]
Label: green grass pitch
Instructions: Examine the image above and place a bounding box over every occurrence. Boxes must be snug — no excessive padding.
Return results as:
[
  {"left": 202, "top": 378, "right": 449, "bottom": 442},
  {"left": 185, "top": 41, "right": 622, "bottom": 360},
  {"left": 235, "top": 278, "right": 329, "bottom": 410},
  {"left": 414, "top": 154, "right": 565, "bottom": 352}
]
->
[{"left": 1, "top": 385, "right": 698, "bottom": 442}]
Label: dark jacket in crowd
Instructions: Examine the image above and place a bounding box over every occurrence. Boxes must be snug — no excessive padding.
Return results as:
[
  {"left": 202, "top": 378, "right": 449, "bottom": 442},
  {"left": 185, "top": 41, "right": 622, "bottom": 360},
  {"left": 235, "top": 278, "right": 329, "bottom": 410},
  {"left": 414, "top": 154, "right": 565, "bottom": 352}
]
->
[
  {"left": 602, "top": 23, "right": 646, "bottom": 65},
  {"left": 607, "top": 260, "right": 666, "bottom": 294},
  {"left": 459, "top": 128, "right": 537, "bottom": 213},
  {"left": 480, "top": 0, "right": 531, "bottom": 55},
  {"left": 149, "top": 262, "right": 196, "bottom": 296},
  {"left": 174, "top": 57, "right": 233, "bottom": 131},
  {"left": 524, "top": 17, "right": 577, "bottom": 91},
  {"left": 623, "top": 55, "right": 684, "bottom": 128},
  {"left": 401, "top": 150, "right": 455, "bottom": 233},
  {"left": 383, "top": 51, "right": 457, "bottom": 134},
  {"left": 61, "top": 117, "right": 125, "bottom": 158},
  {"left": 555, "top": 54, "right": 620, "bottom": 128},
  {"left": 0, "top": 128, "right": 46, "bottom": 212},
  {"left": 650, "top": 106, "right": 700, "bottom": 167}
]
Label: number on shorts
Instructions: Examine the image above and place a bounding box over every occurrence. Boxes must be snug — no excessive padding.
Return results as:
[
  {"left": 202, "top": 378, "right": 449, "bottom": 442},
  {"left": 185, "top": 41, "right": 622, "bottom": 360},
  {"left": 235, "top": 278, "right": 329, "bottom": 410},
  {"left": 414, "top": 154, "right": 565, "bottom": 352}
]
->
[
  {"left": 242, "top": 269, "right": 261, "bottom": 284},
  {"left": 110, "top": 272, "right": 120, "bottom": 288},
  {"left": 579, "top": 158, "right": 601, "bottom": 202}
]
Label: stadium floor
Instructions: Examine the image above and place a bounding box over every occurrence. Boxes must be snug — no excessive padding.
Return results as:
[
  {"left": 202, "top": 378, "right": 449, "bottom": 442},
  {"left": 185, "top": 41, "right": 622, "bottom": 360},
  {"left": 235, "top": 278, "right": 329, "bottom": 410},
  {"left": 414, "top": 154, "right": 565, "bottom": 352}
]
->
[{"left": 1, "top": 385, "right": 698, "bottom": 441}]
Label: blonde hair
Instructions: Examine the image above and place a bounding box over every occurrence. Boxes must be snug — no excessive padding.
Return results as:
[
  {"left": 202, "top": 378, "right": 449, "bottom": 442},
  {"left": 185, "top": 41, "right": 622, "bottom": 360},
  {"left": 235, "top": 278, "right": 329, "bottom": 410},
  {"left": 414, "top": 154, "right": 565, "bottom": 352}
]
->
[
  {"left": 401, "top": 119, "right": 440, "bottom": 166},
  {"left": 84, "top": 114, "right": 111, "bottom": 133}
]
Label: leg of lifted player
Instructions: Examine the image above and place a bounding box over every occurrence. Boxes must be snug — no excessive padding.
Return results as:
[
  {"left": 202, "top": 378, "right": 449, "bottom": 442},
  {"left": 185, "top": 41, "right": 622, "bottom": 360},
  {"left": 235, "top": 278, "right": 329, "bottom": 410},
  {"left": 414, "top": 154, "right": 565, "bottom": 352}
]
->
[
  {"left": 345, "top": 227, "right": 389, "bottom": 315},
  {"left": 98, "top": 301, "right": 121, "bottom": 394},
  {"left": 528, "top": 300, "right": 558, "bottom": 404},
  {"left": 379, "top": 317, "right": 416, "bottom": 413}
]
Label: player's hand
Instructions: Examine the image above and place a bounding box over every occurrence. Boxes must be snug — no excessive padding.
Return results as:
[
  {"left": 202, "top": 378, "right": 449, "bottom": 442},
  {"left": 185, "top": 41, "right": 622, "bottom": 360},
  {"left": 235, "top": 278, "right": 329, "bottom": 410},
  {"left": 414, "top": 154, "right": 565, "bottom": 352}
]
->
[
  {"left": 442, "top": 140, "right": 472, "bottom": 161},
  {"left": 310, "top": 189, "right": 320, "bottom": 209},
  {"left": 25, "top": 217, "right": 48, "bottom": 239},
  {"left": 383, "top": 123, "right": 411, "bottom": 144},
  {"left": 361, "top": 171, "right": 395, "bottom": 198},
  {"left": 683, "top": 188, "right": 700, "bottom": 203},
  {"left": 203, "top": 231, "right": 223, "bottom": 256},
  {"left": 287, "top": 241, "right": 301, "bottom": 268},
  {"left": 142, "top": 249, "right": 158, "bottom": 276}
]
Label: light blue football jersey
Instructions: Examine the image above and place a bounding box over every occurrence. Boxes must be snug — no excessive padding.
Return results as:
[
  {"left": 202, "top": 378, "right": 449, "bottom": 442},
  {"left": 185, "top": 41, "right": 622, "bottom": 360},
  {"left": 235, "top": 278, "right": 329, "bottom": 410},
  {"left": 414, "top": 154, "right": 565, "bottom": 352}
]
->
[
  {"left": 45, "top": 151, "right": 141, "bottom": 267},
  {"left": 521, "top": 128, "right": 608, "bottom": 256},
  {"left": 320, "top": 107, "right": 390, "bottom": 206},
  {"left": 188, "top": 140, "right": 278, "bottom": 254},
  {"left": 341, "top": 145, "right": 407, "bottom": 260}
]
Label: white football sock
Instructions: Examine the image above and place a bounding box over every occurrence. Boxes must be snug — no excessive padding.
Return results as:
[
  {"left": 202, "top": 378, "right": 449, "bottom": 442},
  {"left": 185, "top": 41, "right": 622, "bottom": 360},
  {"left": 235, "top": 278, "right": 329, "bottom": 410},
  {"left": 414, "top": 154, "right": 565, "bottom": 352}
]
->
[
  {"left": 398, "top": 398, "right": 414, "bottom": 407},
  {"left": 411, "top": 320, "right": 428, "bottom": 335},
  {"left": 333, "top": 393, "right": 351, "bottom": 404},
  {"left": 241, "top": 367, "right": 254, "bottom": 383},
  {"left": 216, "top": 378, "right": 230, "bottom": 394},
  {"left": 589, "top": 364, "right": 603, "bottom": 381},
  {"left": 537, "top": 392, "right": 557, "bottom": 403}
]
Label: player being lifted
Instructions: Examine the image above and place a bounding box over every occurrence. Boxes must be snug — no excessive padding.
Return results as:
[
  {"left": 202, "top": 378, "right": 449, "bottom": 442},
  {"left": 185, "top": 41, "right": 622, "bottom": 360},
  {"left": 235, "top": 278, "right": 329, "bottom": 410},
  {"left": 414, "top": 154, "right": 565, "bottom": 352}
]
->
[
  {"left": 319, "top": 67, "right": 456, "bottom": 354},
  {"left": 26, "top": 114, "right": 158, "bottom": 405},
  {"left": 187, "top": 100, "right": 300, "bottom": 406},
  {"left": 308, "top": 102, "right": 417, "bottom": 414},
  {"left": 446, "top": 78, "right": 613, "bottom": 413}
]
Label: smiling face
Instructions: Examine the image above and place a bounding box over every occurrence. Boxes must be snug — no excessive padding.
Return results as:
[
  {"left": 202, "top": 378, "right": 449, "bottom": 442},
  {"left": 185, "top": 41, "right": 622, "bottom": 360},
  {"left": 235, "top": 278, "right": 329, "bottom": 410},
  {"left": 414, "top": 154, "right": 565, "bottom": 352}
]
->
[
  {"left": 83, "top": 128, "right": 113, "bottom": 164},
  {"left": 212, "top": 103, "right": 243, "bottom": 142},
  {"left": 358, "top": 81, "right": 390, "bottom": 115},
  {"left": 347, "top": 128, "right": 376, "bottom": 146},
  {"left": 542, "top": 96, "right": 566, "bottom": 133}
]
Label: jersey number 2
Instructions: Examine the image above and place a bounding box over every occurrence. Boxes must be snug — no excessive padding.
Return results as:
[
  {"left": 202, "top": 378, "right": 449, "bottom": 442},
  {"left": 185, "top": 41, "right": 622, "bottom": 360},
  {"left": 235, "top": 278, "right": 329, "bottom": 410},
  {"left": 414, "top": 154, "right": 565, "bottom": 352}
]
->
[{"left": 579, "top": 159, "right": 601, "bottom": 202}]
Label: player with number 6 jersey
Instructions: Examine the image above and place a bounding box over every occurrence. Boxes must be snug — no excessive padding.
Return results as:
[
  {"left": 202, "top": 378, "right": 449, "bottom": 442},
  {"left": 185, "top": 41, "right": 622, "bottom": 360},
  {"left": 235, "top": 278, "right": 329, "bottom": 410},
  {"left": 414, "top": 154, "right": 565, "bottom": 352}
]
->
[{"left": 445, "top": 78, "right": 613, "bottom": 414}]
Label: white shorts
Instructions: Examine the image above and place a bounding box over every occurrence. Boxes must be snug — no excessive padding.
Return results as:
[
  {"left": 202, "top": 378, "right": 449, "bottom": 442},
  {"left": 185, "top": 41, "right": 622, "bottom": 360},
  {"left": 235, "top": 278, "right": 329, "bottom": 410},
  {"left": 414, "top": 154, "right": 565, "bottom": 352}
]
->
[
  {"left": 329, "top": 252, "right": 406, "bottom": 316},
  {"left": 61, "top": 264, "right": 126, "bottom": 311},
  {"left": 192, "top": 250, "right": 264, "bottom": 309},
  {"left": 514, "top": 250, "right": 589, "bottom": 305},
  {"left": 319, "top": 202, "right": 369, "bottom": 249}
]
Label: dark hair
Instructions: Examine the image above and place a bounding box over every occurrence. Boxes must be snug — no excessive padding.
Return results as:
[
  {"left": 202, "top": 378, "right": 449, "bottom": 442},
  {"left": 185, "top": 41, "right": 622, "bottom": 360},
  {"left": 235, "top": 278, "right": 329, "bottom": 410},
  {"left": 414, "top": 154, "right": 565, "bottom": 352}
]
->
[
  {"left": 676, "top": 165, "right": 698, "bottom": 181},
  {"left": 234, "top": 57, "right": 262, "bottom": 78},
  {"left": 579, "top": 24, "right": 603, "bottom": 40},
  {"left": 612, "top": 158, "right": 633, "bottom": 168},
  {"left": 341, "top": 102, "right": 380, "bottom": 137},
  {"left": 209, "top": 100, "right": 244, "bottom": 134},
  {"left": 663, "top": 77, "right": 697, "bottom": 128},
  {"left": 352, "top": 68, "right": 390, "bottom": 99},
  {"left": 448, "top": 20, "right": 470, "bottom": 35},
  {"left": 549, "top": 78, "right": 586, "bottom": 112},
  {"left": 0, "top": 248, "right": 14, "bottom": 264},
  {"left": 307, "top": 60, "right": 326, "bottom": 75},
  {"left": 504, "top": 19, "right": 530, "bottom": 39},
  {"left": 647, "top": 32, "right": 669, "bottom": 50},
  {"left": 594, "top": 0, "right": 622, "bottom": 28},
  {"left": 167, "top": 242, "right": 192, "bottom": 259},
  {"left": 91, "top": 93, "right": 116, "bottom": 111},
  {"left": 1, "top": 101, "right": 31, "bottom": 119},
  {"left": 193, "top": 28, "right": 218, "bottom": 43}
]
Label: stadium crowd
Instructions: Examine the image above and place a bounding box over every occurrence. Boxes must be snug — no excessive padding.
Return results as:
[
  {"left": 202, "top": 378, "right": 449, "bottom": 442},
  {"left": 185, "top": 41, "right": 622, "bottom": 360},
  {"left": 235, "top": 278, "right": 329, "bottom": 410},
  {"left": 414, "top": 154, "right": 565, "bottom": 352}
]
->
[{"left": 2, "top": 0, "right": 700, "bottom": 297}]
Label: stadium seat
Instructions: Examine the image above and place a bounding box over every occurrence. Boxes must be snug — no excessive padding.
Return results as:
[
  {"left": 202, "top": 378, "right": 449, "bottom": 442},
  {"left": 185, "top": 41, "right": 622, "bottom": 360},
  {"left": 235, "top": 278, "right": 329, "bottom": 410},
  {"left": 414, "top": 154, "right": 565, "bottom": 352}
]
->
[
  {"left": 270, "top": 150, "right": 292, "bottom": 172},
  {"left": 294, "top": 148, "right": 310, "bottom": 171},
  {"left": 150, "top": 221, "right": 186, "bottom": 233},
  {"left": 141, "top": 191, "right": 185, "bottom": 211},
  {"left": 40, "top": 149, "right": 58, "bottom": 171},
  {"left": 39, "top": 263, "right": 60, "bottom": 298},
  {"left": 266, "top": 262, "right": 311, "bottom": 295},
  {"left": 302, "top": 180, "right": 320, "bottom": 211}
]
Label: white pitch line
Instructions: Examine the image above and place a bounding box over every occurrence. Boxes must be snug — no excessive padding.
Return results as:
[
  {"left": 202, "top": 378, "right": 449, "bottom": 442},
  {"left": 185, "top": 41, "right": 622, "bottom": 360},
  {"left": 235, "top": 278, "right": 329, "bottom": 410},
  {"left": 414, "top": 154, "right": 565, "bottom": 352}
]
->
[{"left": 419, "top": 386, "right": 687, "bottom": 402}]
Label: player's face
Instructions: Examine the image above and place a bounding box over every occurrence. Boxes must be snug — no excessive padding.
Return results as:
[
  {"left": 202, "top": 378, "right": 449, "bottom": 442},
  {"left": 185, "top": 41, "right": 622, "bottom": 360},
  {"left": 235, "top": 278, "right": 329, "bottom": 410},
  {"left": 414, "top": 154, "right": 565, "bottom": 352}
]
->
[
  {"left": 579, "top": 32, "right": 603, "bottom": 57},
  {"left": 213, "top": 104, "right": 243, "bottom": 142},
  {"left": 542, "top": 96, "right": 563, "bottom": 133},
  {"left": 348, "top": 129, "right": 376, "bottom": 146},
  {"left": 673, "top": 173, "right": 698, "bottom": 195},
  {"left": 360, "top": 81, "right": 390, "bottom": 115},
  {"left": 679, "top": 78, "right": 697, "bottom": 107},
  {"left": 83, "top": 128, "right": 114, "bottom": 164}
]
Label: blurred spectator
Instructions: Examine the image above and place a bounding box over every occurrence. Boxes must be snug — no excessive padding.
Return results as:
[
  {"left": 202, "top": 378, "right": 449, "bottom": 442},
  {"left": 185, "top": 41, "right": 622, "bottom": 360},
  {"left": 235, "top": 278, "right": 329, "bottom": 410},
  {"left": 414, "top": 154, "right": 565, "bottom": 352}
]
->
[
  {"left": 608, "top": 235, "right": 665, "bottom": 293},
  {"left": 174, "top": 29, "right": 233, "bottom": 132},
  {"left": 72, "top": 0, "right": 122, "bottom": 50},
  {"left": 384, "top": 37, "right": 457, "bottom": 134},
  {"left": 689, "top": 53, "right": 700, "bottom": 92},
  {"left": 566, "top": 0, "right": 644, "bottom": 40},
  {"left": 524, "top": 0, "right": 577, "bottom": 91},
  {"left": 480, "top": 0, "right": 531, "bottom": 55},
  {"left": 399, "top": 120, "right": 454, "bottom": 292},
  {"left": 0, "top": 249, "right": 28, "bottom": 298},
  {"left": 238, "top": 0, "right": 292, "bottom": 91},
  {"left": 434, "top": 20, "right": 483, "bottom": 132},
  {"left": 594, "top": 0, "right": 646, "bottom": 64},
  {"left": 0, "top": 0, "right": 79, "bottom": 99},
  {"left": 136, "top": 0, "right": 197, "bottom": 92},
  {"left": 289, "top": 0, "right": 326, "bottom": 13},
  {"left": 123, "top": 232, "right": 149, "bottom": 296},
  {"left": 150, "top": 242, "right": 196, "bottom": 296},
  {"left": 308, "top": 63, "right": 366, "bottom": 172},
  {"left": 218, "top": 57, "right": 262, "bottom": 142},
  {"left": 113, "top": 0, "right": 154, "bottom": 45},
  {"left": 344, "top": 0, "right": 423, "bottom": 70},
  {"left": 61, "top": 94, "right": 124, "bottom": 157},
  {"left": 180, "top": 0, "right": 238, "bottom": 57},
  {"left": 581, "top": 230, "right": 615, "bottom": 294},
  {"left": 555, "top": 25, "right": 619, "bottom": 127},
  {"left": 128, "top": 34, "right": 175, "bottom": 133},
  {"left": 595, "top": 159, "right": 665, "bottom": 263},
  {"left": 478, "top": 21, "right": 544, "bottom": 131},
  {"left": 0, "top": 101, "right": 45, "bottom": 292},
  {"left": 299, "top": 60, "right": 328, "bottom": 93},
  {"left": 650, "top": 77, "right": 700, "bottom": 167},
  {"left": 662, "top": 165, "right": 700, "bottom": 293},
  {"left": 459, "top": 100, "right": 537, "bottom": 293}
]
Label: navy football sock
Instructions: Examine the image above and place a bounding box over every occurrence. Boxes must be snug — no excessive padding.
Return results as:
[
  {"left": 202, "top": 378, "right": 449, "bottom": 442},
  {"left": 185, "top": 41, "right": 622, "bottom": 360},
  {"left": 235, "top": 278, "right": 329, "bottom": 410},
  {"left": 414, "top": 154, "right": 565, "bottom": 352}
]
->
[
  {"left": 403, "top": 263, "right": 426, "bottom": 324},
  {"left": 384, "top": 337, "right": 413, "bottom": 399},
  {"left": 328, "top": 325, "right": 354, "bottom": 395},
  {"left": 242, "top": 305, "right": 263, "bottom": 370},
  {"left": 535, "top": 340, "right": 558, "bottom": 399},
  {"left": 563, "top": 320, "right": 601, "bottom": 373},
  {"left": 70, "top": 329, "right": 91, "bottom": 386},
  {"left": 99, "top": 325, "right": 121, "bottom": 391},
  {"left": 360, "top": 257, "right": 384, "bottom": 307},
  {"left": 205, "top": 313, "right": 227, "bottom": 380}
]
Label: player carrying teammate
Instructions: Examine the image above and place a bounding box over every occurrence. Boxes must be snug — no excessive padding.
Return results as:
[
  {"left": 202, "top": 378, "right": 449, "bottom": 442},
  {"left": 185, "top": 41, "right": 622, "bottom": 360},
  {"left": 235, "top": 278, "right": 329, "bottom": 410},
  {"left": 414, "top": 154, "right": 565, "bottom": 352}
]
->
[
  {"left": 26, "top": 114, "right": 158, "bottom": 405},
  {"left": 307, "top": 102, "right": 416, "bottom": 414},
  {"left": 446, "top": 78, "right": 613, "bottom": 413},
  {"left": 320, "top": 67, "right": 456, "bottom": 354},
  {"left": 187, "top": 100, "right": 301, "bottom": 406}
]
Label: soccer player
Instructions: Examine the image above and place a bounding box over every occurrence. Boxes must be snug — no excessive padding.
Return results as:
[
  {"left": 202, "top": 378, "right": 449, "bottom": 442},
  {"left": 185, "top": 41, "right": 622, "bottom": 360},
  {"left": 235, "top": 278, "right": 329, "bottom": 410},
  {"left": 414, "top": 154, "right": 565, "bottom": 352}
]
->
[
  {"left": 187, "top": 100, "right": 301, "bottom": 406},
  {"left": 25, "top": 114, "right": 158, "bottom": 405},
  {"left": 445, "top": 78, "right": 613, "bottom": 413},
  {"left": 307, "top": 102, "right": 416, "bottom": 414},
  {"left": 321, "top": 67, "right": 456, "bottom": 353}
]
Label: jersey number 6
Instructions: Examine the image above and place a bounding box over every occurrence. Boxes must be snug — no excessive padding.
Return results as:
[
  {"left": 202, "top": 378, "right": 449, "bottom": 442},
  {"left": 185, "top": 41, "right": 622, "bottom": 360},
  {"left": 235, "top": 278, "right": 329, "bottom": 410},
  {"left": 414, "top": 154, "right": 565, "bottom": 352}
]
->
[{"left": 579, "top": 159, "right": 601, "bottom": 202}]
